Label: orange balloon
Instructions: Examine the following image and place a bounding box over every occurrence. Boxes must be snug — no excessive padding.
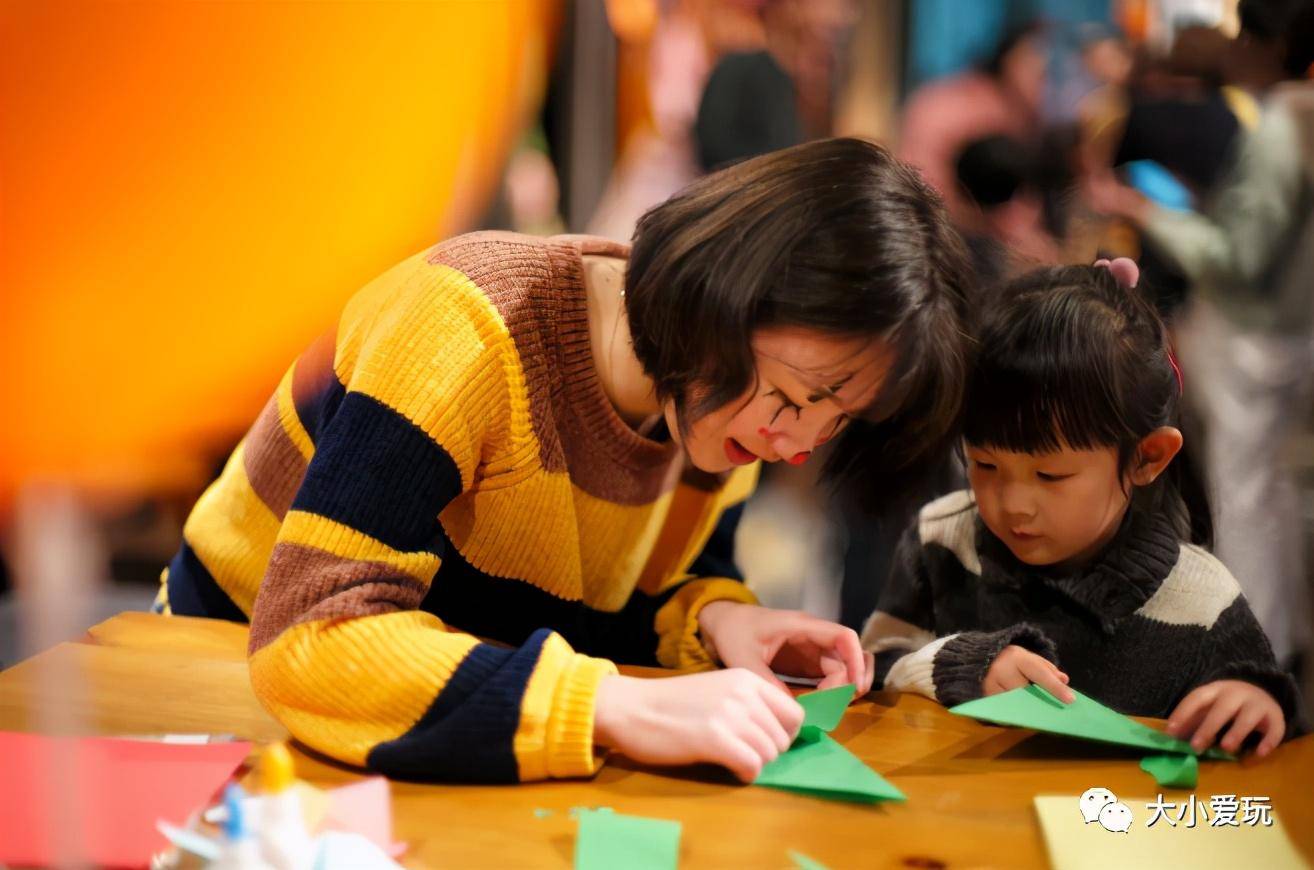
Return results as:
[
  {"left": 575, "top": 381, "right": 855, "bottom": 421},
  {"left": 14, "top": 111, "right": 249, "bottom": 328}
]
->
[{"left": 0, "top": 1, "right": 559, "bottom": 512}]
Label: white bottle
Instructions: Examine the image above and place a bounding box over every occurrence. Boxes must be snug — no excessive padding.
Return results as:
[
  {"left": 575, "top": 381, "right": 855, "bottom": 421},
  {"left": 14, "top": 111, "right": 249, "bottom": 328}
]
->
[
  {"left": 210, "top": 783, "right": 274, "bottom": 870},
  {"left": 254, "top": 744, "right": 315, "bottom": 870}
]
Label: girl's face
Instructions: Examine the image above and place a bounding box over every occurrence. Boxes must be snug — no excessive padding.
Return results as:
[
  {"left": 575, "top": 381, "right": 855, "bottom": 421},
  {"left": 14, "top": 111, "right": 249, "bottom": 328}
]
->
[
  {"left": 667, "top": 327, "right": 893, "bottom": 474},
  {"left": 965, "top": 442, "right": 1132, "bottom": 567}
]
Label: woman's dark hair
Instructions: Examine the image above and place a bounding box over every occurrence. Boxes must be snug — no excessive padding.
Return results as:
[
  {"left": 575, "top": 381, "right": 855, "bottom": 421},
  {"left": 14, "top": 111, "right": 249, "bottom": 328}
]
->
[
  {"left": 1239, "top": 0, "right": 1314, "bottom": 78},
  {"left": 963, "top": 265, "right": 1213, "bottom": 546},
  {"left": 625, "top": 137, "right": 973, "bottom": 510}
]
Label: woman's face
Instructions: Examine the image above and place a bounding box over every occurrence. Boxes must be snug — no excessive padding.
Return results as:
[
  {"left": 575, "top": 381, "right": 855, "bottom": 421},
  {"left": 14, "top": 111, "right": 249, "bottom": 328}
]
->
[{"left": 666, "top": 327, "right": 893, "bottom": 474}]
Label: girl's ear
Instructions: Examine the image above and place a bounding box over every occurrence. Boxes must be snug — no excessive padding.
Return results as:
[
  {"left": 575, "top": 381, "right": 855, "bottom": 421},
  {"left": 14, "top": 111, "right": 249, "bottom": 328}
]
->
[{"left": 1130, "top": 426, "right": 1183, "bottom": 486}]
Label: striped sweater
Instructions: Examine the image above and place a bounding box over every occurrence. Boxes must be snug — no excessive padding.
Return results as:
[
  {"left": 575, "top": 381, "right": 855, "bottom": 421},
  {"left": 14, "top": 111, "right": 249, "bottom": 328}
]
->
[
  {"left": 160, "top": 232, "right": 760, "bottom": 783},
  {"left": 860, "top": 490, "right": 1301, "bottom": 735}
]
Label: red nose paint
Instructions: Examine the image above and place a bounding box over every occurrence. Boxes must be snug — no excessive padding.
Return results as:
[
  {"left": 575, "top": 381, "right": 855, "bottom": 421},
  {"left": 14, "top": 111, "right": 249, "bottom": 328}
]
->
[
  {"left": 758, "top": 427, "right": 773, "bottom": 439},
  {"left": 787, "top": 452, "right": 811, "bottom": 465}
]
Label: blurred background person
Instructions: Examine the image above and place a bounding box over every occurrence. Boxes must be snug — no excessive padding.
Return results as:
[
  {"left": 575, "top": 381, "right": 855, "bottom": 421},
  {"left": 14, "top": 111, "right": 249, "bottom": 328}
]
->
[
  {"left": 694, "top": 0, "right": 860, "bottom": 171},
  {"left": 1086, "top": 0, "right": 1314, "bottom": 675},
  {"left": 588, "top": 0, "right": 766, "bottom": 241},
  {"left": 898, "top": 20, "right": 1049, "bottom": 227}
]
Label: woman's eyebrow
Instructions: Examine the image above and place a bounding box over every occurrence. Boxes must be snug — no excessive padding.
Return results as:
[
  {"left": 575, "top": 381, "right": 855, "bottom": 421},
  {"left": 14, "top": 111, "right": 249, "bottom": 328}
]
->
[{"left": 805, "top": 372, "right": 855, "bottom": 404}]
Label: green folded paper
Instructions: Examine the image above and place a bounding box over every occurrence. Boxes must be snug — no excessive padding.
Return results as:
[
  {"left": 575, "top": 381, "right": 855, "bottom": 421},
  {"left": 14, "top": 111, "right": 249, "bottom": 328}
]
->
[
  {"left": 788, "top": 850, "right": 833, "bottom": 870},
  {"left": 949, "top": 685, "right": 1233, "bottom": 760},
  {"left": 574, "top": 809, "right": 681, "bottom": 870},
  {"left": 797, "top": 683, "right": 856, "bottom": 733},
  {"left": 1140, "top": 752, "right": 1199, "bottom": 789},
  {"left": 756, "top": 730, "right": 906, "bottom": 803},
  {"left": 754, "top": 684, "right": 905, "bottom": 804}
]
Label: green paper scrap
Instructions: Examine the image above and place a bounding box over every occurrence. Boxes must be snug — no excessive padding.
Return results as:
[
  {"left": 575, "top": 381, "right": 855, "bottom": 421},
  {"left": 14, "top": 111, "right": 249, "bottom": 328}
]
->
[
  {"left": 574, "top": 809, "right": 680, "bottom": 870},
  {"left": 949, "top": 685, "right": 1233, "bottom": 760},
  {"left": 1140, "top": 752, "right": 1199, "bottom": 789},
  {"left": 797, "top": 684, "right": 856, "bottom": 733},
  {"left": 788, "top": 850, "right": 833, "bottom": 870},
  {"left": 756, "top": 731, "right": 905, "bottom": 804}
]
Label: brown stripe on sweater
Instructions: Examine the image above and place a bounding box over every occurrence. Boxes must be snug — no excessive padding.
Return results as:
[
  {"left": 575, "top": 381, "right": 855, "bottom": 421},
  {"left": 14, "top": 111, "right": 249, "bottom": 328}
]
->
[
  {"left": 427, "top": 232, "right": 567, "bottom": 474},
  {"left": 291, "top": 326, "right": 340, "bottom": 414},
  {"left": 428, "top": 232, "right": 681, "bottom": 506},
  {"left": 243, "top": 394, "right": 308, "bottom": 520},
  {"left": 248, "top": 542, "right": 430, "bottom": 653}
]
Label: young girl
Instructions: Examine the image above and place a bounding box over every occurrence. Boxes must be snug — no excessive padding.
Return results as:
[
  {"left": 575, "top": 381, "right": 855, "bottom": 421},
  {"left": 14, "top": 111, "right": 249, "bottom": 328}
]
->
[{"left": 860, "top": 263, "right": 1300, "bottom": 757}]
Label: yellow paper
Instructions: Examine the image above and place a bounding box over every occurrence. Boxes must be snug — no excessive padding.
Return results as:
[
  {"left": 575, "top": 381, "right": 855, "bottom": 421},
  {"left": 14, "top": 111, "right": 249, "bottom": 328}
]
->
[{"left": 1033, "top": 795, "right": 1308, "bottom": 870}]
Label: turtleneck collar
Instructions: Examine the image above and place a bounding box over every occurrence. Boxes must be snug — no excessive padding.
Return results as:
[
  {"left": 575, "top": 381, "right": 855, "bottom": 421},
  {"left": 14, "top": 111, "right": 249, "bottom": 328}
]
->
[{"left": 975, "top": 499, "right": 1182, "bottom": 635}]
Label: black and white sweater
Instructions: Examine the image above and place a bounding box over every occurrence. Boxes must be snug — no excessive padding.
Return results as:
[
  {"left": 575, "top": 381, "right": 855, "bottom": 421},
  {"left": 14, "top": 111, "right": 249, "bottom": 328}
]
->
[{"left": 861, "top": 490, "right": 1302, "bottom": 736}]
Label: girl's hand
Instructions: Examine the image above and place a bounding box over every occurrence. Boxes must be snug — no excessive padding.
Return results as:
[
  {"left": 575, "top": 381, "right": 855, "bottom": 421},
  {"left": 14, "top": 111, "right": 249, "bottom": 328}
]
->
[
  {"left": 984, "top": 644, "right": 1075, "bottom": 702},
  {"left": 697, "top": 601, "right": 874, "bottom": 694},
  {"left": 1166, "top": 680, "right": 1285, "bottom": 757},
  {"left": 593, "top": 669, "right": 804, "bottom": 782}
]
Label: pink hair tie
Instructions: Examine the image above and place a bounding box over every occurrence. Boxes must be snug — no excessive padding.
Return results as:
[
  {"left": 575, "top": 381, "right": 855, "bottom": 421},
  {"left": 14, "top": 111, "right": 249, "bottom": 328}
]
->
[{"left": 1167, "top": 347, "right": 1184, "bottom": 395}]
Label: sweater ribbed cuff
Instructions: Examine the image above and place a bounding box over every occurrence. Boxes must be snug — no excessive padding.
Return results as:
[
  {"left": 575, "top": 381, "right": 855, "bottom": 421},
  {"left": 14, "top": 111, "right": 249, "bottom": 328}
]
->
[
  {"left": 931, "top": 624, "right": 1058, "bottom": 707},
  {"left": 882, "top": 635, "right": 955, "bottom": 699},
  {"left": 546, "top": 654, "right": 618, "bottom": 779},
  {"left": 654, "top": 578, "right": 759, "bottom": 670}
]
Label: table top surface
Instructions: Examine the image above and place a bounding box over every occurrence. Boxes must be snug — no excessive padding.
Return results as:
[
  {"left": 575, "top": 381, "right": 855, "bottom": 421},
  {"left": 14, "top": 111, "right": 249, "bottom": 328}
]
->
[{"left": 0, "top": 611, "right": 1310, "bottom": 869}]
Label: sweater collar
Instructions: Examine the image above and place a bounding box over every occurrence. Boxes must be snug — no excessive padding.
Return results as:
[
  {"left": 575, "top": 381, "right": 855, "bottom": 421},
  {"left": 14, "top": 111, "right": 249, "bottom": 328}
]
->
[{"left": 975, "top": 500, "right": 1182, "bottom": 635}]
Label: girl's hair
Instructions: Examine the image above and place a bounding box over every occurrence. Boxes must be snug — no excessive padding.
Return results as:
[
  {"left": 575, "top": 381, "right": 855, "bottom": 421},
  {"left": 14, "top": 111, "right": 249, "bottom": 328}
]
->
[
  {"left": 625, "top": 137, "right": 973, "bottom": 511},
  {"left": 963, "top": 265, "right": 1213, "bottom": 546}
]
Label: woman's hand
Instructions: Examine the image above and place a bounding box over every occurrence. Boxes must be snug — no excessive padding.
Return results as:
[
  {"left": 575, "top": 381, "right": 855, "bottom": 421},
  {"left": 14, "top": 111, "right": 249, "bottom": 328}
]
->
[
  {"left": 593, "top": 669, "right": 804, "bottom": 782},
  {"left": 697, "top": 601, "right": 874, "bottom": 694},
  {"left": 984, "top": 644, "right": 1074, "bottom": 702},
  {"left": 1166, "top": 680, "right": 1286, "bottom": 757}
]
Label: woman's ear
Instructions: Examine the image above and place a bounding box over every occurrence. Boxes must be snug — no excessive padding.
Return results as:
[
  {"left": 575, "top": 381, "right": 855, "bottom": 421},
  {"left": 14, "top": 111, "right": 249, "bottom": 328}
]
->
[{"left": 1130, "top": 426, "right": 1183, "bottom": 486}]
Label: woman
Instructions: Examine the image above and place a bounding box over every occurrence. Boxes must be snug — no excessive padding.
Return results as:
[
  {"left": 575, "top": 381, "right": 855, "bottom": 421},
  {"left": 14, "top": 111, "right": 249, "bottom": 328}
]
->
[{"left": 158, "top": 137, "right": 973, "bottom": 783}]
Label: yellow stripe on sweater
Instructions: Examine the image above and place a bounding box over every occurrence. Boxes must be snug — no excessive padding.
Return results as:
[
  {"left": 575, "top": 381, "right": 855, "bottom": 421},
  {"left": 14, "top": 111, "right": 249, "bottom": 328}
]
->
[
  {"left": 346, "top": 263, "right": 514, "bottom": 487},
  {"left": 275, "top": 365, "right": 315, "bottom": 462},
  {"left": 184, "top": 441, "right": 282, "bottom": 615},
  {"left": 512, "top": 632, "right": 616, "bottom": 780},
  {"left": 250, "top": 611, "right": 482, "bottom": 765}
]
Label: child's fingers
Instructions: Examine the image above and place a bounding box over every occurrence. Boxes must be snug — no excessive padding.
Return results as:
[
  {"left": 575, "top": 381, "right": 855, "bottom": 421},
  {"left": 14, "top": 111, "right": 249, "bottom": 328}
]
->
[
  {"left": 1219, "top": 706, "right": 1263, "bottom": 754},
  {"left": 984, "top": 670, "right": 1021, "bottom": 695},
  {"left": 1167, "top": 684, "right": 1219, "bottom": 736},
  {"left": 1190, "top": 695, "right": 1244, "bottom": 752},
  {"left": 1255, "top": 708, "right": 1284, "bottom": 758},
  {"left": 1019, "top": 657, "right": 1074, "bottom": 703}
]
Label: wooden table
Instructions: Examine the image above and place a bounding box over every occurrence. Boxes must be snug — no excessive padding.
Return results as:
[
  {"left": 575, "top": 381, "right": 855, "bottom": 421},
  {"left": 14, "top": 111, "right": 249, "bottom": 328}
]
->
[{"left": 1, "top": 612, "right": 1310, "bottom": 868}]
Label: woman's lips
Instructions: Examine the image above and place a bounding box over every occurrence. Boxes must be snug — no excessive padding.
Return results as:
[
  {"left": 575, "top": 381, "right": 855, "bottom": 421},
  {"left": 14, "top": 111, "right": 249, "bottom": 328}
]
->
[{"left": 724, "top": 437, "right": 758, "bottom": 465}]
